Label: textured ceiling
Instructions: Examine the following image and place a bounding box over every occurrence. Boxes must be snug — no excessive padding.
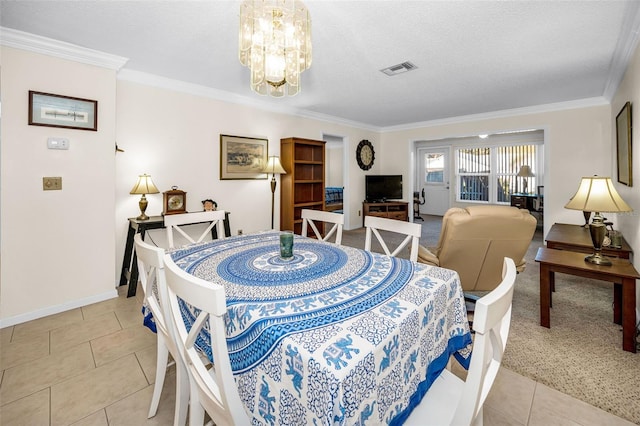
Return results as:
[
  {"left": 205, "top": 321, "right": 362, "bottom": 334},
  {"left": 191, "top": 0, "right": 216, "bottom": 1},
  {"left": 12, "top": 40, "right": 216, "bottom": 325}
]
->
[{"left": 2, "top": 0, "right": 640, "bottom": 129}]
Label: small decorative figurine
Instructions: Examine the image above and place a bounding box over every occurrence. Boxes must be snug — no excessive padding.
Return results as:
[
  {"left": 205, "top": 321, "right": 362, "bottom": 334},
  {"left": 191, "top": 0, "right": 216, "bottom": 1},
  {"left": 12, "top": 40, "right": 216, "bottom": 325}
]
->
[{"left": 202, "top": 199, "right": 217, "bottom": 211}]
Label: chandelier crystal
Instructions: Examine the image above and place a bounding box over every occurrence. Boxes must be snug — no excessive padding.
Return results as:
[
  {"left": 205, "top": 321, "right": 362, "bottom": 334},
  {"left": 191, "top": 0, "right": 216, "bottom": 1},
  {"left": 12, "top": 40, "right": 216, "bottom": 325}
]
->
[{"left": 239, "top": 0, "right": 312, "bottom": 97}]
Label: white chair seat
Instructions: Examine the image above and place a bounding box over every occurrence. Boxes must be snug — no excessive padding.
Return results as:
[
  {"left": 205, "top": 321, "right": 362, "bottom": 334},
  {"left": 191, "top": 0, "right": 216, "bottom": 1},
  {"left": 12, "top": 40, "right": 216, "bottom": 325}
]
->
[{"left": 405, "top": 370, "right": 463, "bottom": 425}]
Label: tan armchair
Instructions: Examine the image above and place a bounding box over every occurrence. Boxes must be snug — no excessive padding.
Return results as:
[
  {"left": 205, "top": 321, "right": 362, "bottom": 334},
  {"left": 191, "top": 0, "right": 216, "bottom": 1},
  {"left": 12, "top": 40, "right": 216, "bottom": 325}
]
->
[{"left": 417, "top": 205, "right": 536, "bottom": 292}]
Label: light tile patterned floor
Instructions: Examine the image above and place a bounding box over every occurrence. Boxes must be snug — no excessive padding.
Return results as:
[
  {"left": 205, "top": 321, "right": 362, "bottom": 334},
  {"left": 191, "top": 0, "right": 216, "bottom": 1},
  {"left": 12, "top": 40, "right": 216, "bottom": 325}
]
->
[{"left": 0, "top": 285, "right": 635, "bottom": 425}]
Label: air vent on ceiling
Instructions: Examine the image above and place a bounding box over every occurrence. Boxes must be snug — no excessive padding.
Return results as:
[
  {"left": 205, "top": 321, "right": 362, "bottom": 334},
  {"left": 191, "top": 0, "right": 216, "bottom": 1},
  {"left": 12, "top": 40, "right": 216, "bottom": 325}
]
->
[{"left": 380, "top": 61, "right": 418, "bottom": 76}]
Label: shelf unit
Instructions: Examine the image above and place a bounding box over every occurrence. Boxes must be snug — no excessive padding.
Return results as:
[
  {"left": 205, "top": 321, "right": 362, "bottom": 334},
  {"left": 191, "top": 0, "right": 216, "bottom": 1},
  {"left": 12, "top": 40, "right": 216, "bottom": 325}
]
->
[
  {"left": 362, "top": 201, "right": 409, "bottom": 227},
  {"left": 280, "top": 137, "right": 326, "bottom": 234}
]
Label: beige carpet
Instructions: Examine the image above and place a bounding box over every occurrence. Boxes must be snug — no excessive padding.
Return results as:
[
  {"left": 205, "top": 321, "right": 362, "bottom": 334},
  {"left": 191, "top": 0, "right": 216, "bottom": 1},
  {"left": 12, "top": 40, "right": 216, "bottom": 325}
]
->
[{"left": 342, "top": 216, "right": 640, "bottom": 424}]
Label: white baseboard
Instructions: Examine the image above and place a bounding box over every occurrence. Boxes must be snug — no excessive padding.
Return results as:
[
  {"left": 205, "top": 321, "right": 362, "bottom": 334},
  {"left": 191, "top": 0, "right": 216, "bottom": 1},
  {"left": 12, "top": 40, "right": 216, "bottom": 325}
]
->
[{"left": 0, "top": 289, "right": 119, "bottom": 328}]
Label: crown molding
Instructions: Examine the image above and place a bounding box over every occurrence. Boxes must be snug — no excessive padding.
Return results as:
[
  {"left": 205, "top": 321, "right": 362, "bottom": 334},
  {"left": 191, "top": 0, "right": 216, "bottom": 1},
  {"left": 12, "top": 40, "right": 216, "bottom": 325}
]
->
[
  {"left": 117, "top": 69, "right": 380, "bottom": 132},
  {"left": 602, "top": 1, "right": 640, "bottom": 100},
  {"left": 0, "top": 26, "right": 128, "bottom": 70},
  {"left": 380, "top": 97, "right": 610, "bottom": 133}
]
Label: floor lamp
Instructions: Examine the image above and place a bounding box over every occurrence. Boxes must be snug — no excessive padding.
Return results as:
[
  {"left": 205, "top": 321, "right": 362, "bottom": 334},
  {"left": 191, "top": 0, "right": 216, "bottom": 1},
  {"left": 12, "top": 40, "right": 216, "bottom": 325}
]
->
[{"left": 262, "top": 156, "right": 287, "bottom": 229}]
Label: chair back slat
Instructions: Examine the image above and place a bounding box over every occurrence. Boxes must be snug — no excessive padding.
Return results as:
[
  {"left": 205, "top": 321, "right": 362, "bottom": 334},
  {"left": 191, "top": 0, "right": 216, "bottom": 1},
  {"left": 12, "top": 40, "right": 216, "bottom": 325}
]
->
[
  {"left": 163, "top": 253, "right": 248, "bottom": 426},
  {"left": 300, "top": 209, "right": 344, "bottom": 245},
  {"left": 364, "top": 215, "right": 421, "bottom": 261},
  {"left": 452, "top": 257, "right": 517, "bottom": 425},
  {"left": 134, "top": 234, "right": 189, "bottom": 425},
  {"left": 134, "top": 234, "right": 173, "bottom": 340},
  {"left": 164, "top": 210, "right": 226, "bottom": 249}
]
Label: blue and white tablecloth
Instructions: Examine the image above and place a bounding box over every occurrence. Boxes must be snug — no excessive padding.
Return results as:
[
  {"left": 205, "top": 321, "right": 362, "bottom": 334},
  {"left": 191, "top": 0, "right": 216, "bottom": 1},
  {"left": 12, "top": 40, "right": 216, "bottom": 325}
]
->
[{"left": 158, "top": 231, "right": 471, "bottom": 425}]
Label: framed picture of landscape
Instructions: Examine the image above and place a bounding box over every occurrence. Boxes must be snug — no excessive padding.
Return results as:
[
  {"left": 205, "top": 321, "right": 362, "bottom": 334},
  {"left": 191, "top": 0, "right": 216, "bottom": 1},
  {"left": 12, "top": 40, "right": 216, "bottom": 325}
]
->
[{"left": 220, "top": 134, "right": 268, "bottom": 180}]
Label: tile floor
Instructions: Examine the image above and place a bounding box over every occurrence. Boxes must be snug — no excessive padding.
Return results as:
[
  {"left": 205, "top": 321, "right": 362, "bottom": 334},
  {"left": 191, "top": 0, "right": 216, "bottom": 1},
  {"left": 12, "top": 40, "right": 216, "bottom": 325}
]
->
[{"left": 0, "top": 284, "right": 636, "bottom": 426}]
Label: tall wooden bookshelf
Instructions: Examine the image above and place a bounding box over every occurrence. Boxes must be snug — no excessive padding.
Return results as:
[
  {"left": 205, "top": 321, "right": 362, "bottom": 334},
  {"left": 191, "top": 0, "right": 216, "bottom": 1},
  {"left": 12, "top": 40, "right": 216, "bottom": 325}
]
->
[{"left": 280, "top": 137, "right": 326, "bottom": 233}]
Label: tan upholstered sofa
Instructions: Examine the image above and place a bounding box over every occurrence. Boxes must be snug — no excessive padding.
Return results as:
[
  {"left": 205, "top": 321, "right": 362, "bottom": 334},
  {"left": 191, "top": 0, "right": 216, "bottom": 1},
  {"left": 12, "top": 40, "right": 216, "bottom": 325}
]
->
[{"left": 417, "top": 205, "right": 537, "bottom": 292}]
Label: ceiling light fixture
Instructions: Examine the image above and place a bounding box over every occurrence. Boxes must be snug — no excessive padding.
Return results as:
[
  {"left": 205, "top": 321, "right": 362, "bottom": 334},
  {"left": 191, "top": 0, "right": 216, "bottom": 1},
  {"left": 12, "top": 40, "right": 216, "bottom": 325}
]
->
[{"left": 239, "top": 0, "right": 312, "bottom": 97}]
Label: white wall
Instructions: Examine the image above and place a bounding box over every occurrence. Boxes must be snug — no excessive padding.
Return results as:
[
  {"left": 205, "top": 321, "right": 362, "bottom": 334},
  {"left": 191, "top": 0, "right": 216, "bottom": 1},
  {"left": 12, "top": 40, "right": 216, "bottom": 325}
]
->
[
  {"left": 114, "top": 77, "right": 379, "bottom": 284},
  {"left": 379, "top": 104, "right": 613, "bottom": 239},
  {"left": 2, "top": 38, "right": 638, "bottom": 325},
  {"left": 611, "top": 40, "right": 640, "bottom": 315},
  {"left": 1, "top": 46, "right": 119, "bottom": 325}
]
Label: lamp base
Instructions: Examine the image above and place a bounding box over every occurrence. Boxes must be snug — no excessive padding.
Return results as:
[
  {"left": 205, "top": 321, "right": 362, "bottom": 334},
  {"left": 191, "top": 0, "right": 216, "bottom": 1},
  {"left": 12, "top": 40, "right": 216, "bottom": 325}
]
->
[
  {"left": 137, "top": 194, "right": 150, "bottom": 221},
  {"left": 584, "top": 252, "right": 612, "bottom": 266},
  {"left": 586, "top": 212, "right": 611, "bottom": 266}
]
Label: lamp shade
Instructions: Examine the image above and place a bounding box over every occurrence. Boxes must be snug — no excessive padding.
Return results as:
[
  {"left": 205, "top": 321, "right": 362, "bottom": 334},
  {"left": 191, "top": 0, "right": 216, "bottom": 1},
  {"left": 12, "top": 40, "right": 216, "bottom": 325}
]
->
[
  {"left": 565, "top": 176, "right": 632, "bottom": 213},
  {"left": 517, "top": 165, "right": 534, "bottom": 177},
  {"left": 262, "top": 156, "right": 287, "bottom": 175},
  {"left": 130, "top": 174, "right": 160, "bottom": 195}
]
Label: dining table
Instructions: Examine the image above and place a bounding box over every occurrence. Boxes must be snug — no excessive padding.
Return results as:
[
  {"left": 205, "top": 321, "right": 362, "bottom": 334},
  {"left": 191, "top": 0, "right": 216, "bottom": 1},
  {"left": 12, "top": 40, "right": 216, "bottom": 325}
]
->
[{"left": 147, "top": 230, "right": 473, "bottom": 425}]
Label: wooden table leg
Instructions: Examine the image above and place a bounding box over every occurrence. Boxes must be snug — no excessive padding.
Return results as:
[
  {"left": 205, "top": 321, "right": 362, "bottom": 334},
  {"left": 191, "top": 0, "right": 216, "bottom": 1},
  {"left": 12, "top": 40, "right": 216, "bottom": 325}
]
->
[
  {"left": 613, "top": 283, "right": 622, "bottom": 325},
  {"left": 549, "top": 270, "right": 554, "bottom": 308},
  {"left": 622, "top": 278, "right": 637, "bottom": 353},
  {"left": 119, "top": 224, "right": 136, "bottom": 287},
  {"left": 540, "top": 264, "right": 551, "bottom": 328}
]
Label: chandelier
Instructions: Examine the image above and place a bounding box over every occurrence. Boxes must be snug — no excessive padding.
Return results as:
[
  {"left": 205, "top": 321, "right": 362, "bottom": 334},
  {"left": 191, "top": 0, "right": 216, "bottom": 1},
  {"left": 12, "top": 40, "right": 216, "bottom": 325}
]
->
[{"left": 239, "top": 0, "right": 312, "bottom": 97}]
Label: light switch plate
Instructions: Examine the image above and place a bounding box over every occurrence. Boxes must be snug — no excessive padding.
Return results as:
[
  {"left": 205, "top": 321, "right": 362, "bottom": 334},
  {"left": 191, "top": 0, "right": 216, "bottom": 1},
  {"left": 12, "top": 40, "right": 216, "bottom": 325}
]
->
[
  {"left": 43, "top": 177, "right": 62, "bottom": 190},
  {"left": 47, "top": 137, "right": 70, "bottom": 150}
]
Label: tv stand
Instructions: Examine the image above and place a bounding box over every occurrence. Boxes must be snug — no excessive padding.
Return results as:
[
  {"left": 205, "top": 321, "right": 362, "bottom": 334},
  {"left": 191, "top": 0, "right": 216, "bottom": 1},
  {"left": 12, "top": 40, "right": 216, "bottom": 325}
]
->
[{"left": 362, "top": 201, "right": 409, "bottom": 227}]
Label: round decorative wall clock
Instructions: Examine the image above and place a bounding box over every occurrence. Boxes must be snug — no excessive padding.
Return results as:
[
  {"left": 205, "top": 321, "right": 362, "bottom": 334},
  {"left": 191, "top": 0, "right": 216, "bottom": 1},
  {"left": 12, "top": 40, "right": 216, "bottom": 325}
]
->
[{"left": 356, "top": 139, "right": 375, "bottom": 170}]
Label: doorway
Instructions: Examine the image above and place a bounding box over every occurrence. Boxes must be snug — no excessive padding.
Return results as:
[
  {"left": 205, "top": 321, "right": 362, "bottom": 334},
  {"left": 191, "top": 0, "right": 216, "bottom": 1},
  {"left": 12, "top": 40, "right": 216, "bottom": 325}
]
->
[
  {"left": 416, "top": 147, "right": 450, "bottom": 216},
  {"left": 322, "top": 133, "right": 348, "bottom": 227}
]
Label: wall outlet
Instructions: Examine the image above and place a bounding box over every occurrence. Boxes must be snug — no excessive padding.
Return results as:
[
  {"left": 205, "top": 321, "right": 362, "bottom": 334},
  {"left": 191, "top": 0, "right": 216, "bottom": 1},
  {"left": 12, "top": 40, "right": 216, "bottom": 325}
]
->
[
  {"left": 43, "top": 177, "right": 62, "bottom": 190},
  {"left": 358, "top": 210, "right": 361, "bottom": 216},
  {"left": 238, "top": 229, "right": 243, "bottom": 235}
]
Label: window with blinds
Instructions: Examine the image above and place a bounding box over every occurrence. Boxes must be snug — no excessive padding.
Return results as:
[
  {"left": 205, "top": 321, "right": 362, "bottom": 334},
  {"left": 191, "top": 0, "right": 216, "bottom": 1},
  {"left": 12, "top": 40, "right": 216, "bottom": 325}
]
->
[{"left": 456, "top": 143, "right": 540, "bottom": 203}]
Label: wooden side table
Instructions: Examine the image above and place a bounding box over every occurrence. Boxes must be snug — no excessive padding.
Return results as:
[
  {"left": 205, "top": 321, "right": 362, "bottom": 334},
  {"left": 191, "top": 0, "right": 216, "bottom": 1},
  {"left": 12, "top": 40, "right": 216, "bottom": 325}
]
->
[
  {"left": 510, "top": 193, "right": 536, "bottom": 211},
  {"left": 120, "top": 212, "right": 232, "bottom": 297},
  {"left": 535, "top": 247, "right": 639, "bottom": 353},
  {"left": 546, "top": 223, "right": 632, "bottom": 259},
  {"left": 119, "top": 216, "right": 165, "bottom": 297}
]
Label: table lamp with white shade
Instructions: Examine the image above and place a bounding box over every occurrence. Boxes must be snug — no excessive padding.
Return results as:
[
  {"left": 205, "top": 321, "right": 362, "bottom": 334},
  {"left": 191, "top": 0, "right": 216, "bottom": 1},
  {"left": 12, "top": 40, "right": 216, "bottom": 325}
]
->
[
  {"left": 564, "top": 176, "right": 632, "bottom": 265},
  {"left": 130, "top": 174, "right": 160, "bottom": 221}
]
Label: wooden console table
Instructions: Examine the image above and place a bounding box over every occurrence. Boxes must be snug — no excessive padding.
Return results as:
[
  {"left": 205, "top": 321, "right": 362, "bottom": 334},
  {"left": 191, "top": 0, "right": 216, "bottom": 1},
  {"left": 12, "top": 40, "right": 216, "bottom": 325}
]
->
[
  {"left": 546, "top": 223, "right": 632, "bottom": 259},
  {"left": 120, "top": 213, "right": 231, "bottom": 297},
  {"left": 362, "top": 201, "right": 409, "bottom": 227},
  {"left": 535, "top": 247, "right": 639, "bottom": 353}
]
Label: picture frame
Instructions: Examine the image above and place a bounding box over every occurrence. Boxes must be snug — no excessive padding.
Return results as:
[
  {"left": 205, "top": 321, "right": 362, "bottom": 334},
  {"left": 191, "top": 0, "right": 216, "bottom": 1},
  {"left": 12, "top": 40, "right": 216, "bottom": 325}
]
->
[
  {"left": 29, "top": 91, "right": 98, "bottom": 131},
  {"left": 615, "top": 101, "right": 632, "bottom": 187},
  {"left": 220, "top": 134, "right": 268, "bottom": 180}
]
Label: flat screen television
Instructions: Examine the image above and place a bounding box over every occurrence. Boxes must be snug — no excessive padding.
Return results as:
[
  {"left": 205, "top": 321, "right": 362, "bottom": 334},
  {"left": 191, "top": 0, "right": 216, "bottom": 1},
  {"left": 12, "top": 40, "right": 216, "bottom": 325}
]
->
[{"left": 365, "top": 175, "right": 403, "bottom": 202}]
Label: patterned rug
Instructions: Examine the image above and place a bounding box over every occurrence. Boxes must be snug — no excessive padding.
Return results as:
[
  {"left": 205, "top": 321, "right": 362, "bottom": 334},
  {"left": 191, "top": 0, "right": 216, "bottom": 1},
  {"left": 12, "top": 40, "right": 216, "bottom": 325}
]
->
[{"left": 342, "top": 216, "right": 640, "bottom": 424}]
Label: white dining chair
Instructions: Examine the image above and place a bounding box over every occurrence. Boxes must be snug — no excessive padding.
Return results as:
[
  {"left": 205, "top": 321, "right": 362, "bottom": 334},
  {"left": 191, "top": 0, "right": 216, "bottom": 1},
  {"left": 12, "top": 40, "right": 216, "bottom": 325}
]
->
[
  {"left": 300, "top": 209, "right": 344, "bottom": 245},
  {"left": 163, "top": 253, "right": 249, "bottom": 426},
  {"left": 405, "top": 257, "right": 517, "bottom": 426},
  {"left": 134, "top": 234, "right": 189, "bottom": 425},
  {"left": 364, "top": 215, "right": 422, "bottom": 261},
  {"left": 164, "top": 210, "right": 226, "bottom": 249}
]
